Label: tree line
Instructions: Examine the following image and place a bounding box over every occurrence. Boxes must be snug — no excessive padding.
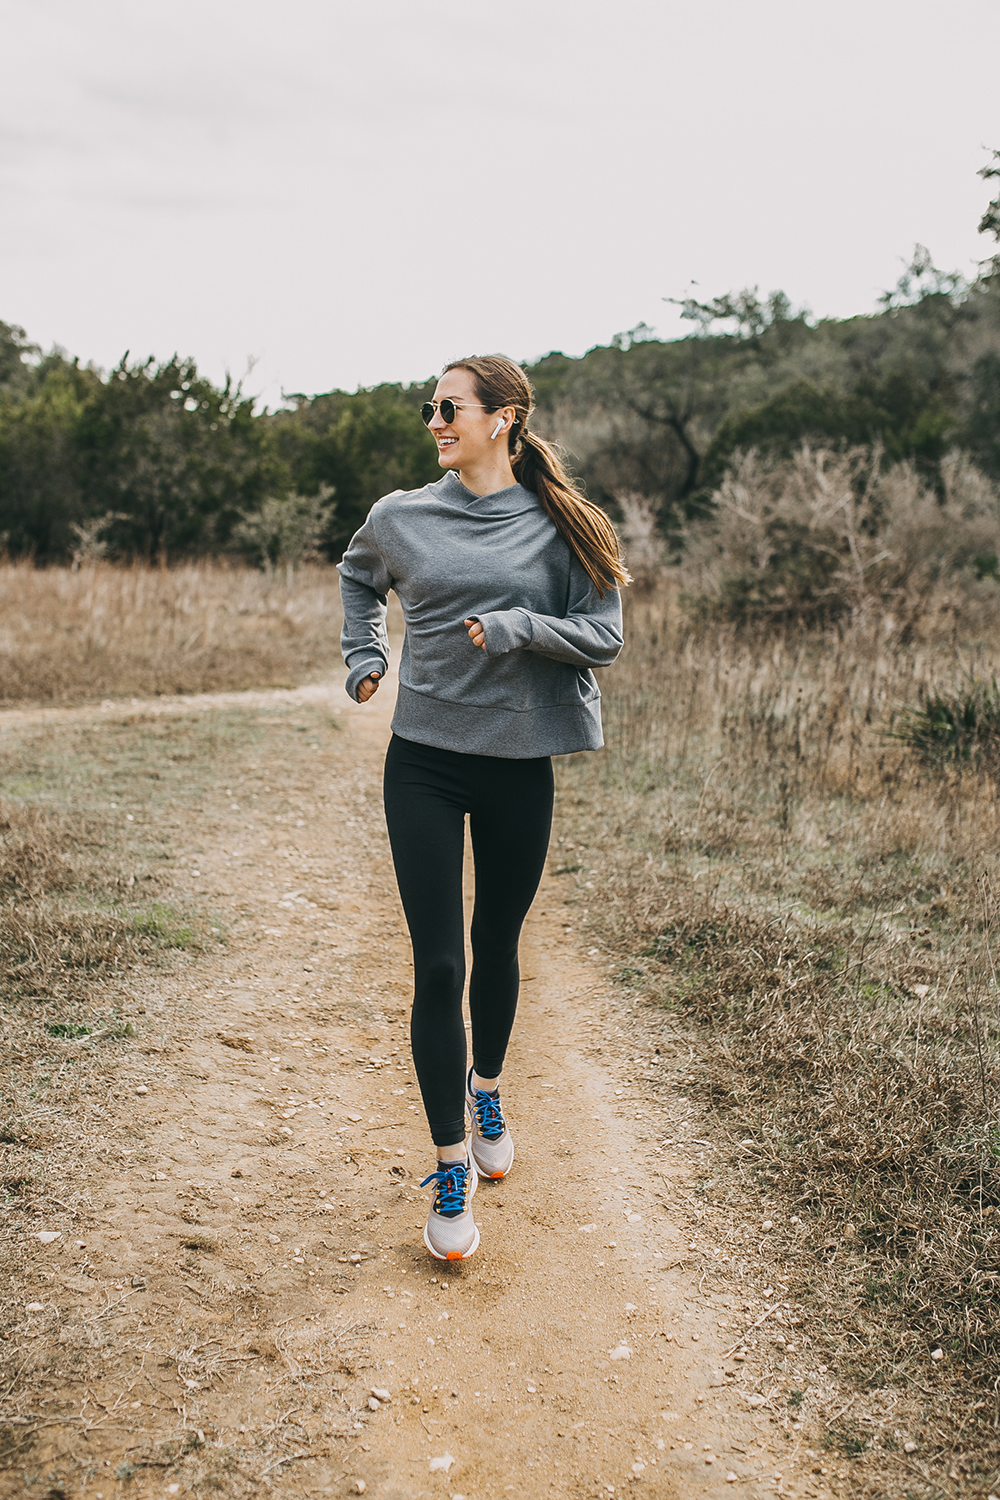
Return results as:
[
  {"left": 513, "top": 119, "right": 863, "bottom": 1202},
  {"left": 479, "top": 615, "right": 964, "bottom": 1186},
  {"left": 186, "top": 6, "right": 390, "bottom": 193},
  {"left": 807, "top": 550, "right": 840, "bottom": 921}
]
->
[{"left": 2, "top": 158, "right": 998, "bottom": 566}]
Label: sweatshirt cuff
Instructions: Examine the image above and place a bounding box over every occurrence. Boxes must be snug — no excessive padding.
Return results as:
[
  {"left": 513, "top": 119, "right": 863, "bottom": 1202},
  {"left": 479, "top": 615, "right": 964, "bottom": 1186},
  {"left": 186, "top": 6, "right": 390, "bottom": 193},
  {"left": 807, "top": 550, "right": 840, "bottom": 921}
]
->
[
  {"left": 474, "top": 608, "right": 533, "bottom": 657},
  {"left": 345, "top": 655, "right": 387, "bottom": 702}
]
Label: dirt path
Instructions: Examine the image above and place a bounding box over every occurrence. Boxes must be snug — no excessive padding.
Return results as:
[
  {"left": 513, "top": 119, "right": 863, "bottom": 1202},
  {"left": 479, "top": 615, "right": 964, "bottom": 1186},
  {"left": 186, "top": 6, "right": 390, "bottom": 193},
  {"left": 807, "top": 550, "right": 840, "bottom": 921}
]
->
[{"left": 2, "top": 673, "right": 838, "bottom": 1500}]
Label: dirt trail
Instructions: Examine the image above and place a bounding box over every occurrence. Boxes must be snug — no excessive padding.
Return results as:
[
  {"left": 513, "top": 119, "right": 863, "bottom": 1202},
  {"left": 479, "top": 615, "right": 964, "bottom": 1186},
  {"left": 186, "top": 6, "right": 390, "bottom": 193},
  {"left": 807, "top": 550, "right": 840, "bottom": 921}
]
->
[{"left": 3, "top": 673, "right": 836, "bottom": 1500}]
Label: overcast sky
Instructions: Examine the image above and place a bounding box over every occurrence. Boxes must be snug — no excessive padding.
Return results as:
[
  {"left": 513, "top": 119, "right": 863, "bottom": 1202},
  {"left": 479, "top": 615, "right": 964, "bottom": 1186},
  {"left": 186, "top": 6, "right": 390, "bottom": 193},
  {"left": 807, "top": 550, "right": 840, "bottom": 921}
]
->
[{"left": 2, "top": 0, "right": 998, "bottom": 406}]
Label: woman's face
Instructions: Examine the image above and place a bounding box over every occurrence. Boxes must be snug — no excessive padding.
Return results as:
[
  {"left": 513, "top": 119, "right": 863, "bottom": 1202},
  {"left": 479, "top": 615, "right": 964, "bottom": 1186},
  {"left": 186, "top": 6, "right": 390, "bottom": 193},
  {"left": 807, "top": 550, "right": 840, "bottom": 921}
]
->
[{"left": 426, "top": 367, "right": 512, "bottom": 471}]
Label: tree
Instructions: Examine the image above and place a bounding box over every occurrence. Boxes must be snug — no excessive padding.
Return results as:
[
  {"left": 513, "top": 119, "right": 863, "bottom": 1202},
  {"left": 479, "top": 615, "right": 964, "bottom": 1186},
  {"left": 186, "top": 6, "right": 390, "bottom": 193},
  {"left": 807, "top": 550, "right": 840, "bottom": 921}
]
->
[
  {"left": 232, "top": 487, "right": 334, "bottom": 584},
  {"left": 979, "top": 149, "right": 1000, "bottom": 245},
  {"left": 269, "top": 382, "right": 438, "bottom": 556}
]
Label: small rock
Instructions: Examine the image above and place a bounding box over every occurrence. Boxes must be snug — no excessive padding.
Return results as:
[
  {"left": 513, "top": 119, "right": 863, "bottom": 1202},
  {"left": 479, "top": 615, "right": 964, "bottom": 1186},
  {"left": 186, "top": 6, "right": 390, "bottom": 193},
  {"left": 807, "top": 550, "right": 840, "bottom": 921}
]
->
[
  {"left": 746, "top": 1394, "right": 767, "bottom": 1407},
  {"left": 761, "top": 1220, "right": 773, "bottom": 1231},
  {"left": 351, "top": 1483, "right": 366, "bottom": 1496},
  {"left": 36, "top": 1231, "right": 61, "bottom": 1244},
  {"left": 347, "top": 1112, "right": 363, "bottom": 1122},
  {"left": 627, "top": 1213, "right": 642, "bottom": 1224},
  {"left": 25, "top": 1302, "right": 44, "bottom": 1312},
  {"left": 429, "top": 1452, "right": 454, "bottom": 1473},
  {"left": 136, "top": 1085, "right": 149, "bottom": 1095},
  {"left": 931, "top": 1348, "right": 944, "bottom": 1361},
  {"left": 904, "top": 1441, "right": 918, "bottom": 1453},
  {"left": 631, "top": 1461, "right": 646, "bottom": 1475},
  {"left": 349, "top": 1253, "right": 362, "bottom": 1264},
  {"left": 578, "top": 1223, "right": 597, "bottom": 1233},
  {"left": 609, "top": 1344, "right": 632, "bottom": 1361},
  {"left": 370, "top": 1387, "right": 391, "bottom": 1402},
  {"left": 726, "top": 1474, "right": 738, "bottom": 1484},
  {"left": 367, "top": 1397, "right": 381, "bottom": 1411}
]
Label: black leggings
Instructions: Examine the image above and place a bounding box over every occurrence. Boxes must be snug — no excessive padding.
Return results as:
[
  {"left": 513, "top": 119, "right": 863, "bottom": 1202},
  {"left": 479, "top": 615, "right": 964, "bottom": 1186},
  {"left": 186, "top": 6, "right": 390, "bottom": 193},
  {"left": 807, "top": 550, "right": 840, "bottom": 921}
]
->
[{"left": 383, "top": 734, "right": 554, "bottom": 1147}]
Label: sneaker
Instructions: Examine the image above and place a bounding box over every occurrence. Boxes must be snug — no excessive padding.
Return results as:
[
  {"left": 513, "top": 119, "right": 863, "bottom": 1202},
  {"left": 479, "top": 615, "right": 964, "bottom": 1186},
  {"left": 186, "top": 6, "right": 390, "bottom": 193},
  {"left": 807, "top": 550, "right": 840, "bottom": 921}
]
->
[
  {"left": 420, "top": 1155, "right": 479, "bottom": 1261},
  {"left": 465, "top": 1069, "right": 515, "bottom": 1180}
]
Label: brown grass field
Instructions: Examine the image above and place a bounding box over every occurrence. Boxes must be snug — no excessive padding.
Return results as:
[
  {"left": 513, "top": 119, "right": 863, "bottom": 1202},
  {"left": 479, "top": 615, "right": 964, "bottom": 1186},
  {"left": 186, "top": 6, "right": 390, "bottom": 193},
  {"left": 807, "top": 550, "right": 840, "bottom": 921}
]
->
[
  {"left": 0, "top": 562, "right": 344, "bottom": 705},
  {"left": 2, "top": 543, "right": 1000, "bottom": 1495},
  {"left": 558, "top": 578, "right": 1000, "bottom": 1488}
]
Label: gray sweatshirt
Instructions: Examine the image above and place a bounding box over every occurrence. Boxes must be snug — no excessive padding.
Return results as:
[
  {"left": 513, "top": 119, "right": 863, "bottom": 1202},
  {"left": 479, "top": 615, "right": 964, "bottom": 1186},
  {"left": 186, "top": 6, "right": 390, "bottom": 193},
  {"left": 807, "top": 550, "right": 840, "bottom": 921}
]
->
[{"left": 337, "top": 471, "right": 624, "bottom": 758}]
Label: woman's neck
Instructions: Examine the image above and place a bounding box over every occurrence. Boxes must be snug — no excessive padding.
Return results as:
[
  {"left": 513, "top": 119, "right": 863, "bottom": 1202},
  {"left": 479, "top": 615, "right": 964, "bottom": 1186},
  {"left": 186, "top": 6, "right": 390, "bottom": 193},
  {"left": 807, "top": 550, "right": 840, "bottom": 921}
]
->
[{"left": 455, "top": 454, "right": 517, "bottom": 497}]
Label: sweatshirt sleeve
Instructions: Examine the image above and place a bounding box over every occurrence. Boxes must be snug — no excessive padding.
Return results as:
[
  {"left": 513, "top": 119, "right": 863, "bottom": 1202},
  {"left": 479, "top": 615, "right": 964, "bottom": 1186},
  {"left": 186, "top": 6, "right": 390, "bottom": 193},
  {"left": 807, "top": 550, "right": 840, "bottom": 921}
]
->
[
  {"left": 473, "top": 560, "right": 624, "bottom": 669},
  {"left": 337, "top": 506, "right": 393, "bottom": 702}
]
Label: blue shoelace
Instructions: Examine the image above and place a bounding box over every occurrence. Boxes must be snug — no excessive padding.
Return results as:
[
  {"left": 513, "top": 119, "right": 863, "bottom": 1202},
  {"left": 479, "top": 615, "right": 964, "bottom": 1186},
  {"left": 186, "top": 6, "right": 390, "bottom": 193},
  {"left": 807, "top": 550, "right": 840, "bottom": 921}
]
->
[
  {"left": 471, "top": 1089, "right": 506, "bottom": 1141},
  {"left": 420, "top": 1161, "right": 471, "bottom": 1217}
]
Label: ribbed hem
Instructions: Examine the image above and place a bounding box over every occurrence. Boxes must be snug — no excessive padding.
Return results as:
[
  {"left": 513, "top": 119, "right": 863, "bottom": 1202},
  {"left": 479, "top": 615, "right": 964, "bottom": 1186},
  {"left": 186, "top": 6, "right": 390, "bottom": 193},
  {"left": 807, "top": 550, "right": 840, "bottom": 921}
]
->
[{"left": 391, "top": 683, "right": 604, "bottom": 759}]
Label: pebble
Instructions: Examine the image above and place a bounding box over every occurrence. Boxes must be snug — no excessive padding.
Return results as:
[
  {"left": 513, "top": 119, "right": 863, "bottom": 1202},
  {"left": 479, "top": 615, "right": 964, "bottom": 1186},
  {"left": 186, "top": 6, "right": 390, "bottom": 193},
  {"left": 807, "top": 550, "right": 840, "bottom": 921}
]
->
[
  {"left": 136, "top": 1085, "right": 149, "bottom": 1096},
  {"left": 931, "top": 1348, "right": 944, "bottom": 1361},
  {"left": 761, "top": 1220, "right": 773, "bottom": 1231},
  {"left": 25, "top": 1302, "right": 44, "bottom": 1312},
  {"left": 351, "top": 1482, "right": 366, "bottom": 1495},
  {"left": 904, "top": 1441, "right": 918, "bottom": 1453},
  {"left": 726, "top": 1475, "right": 738, "bottom": 1485},
  {"left": 609, "top": 1344, "right": 632, "bottom": 1361},
  {"left": 367, "top": 1397, "right": 381, "bottom": 1411},
  {"left": 36, "top": 1231, "right": 61, "bottom": 1244},
  {"left": 371, "top": 1388, "right": 391, "bottom": 1402},
  {"left": 428, "top": 1452, "right": 454, "bottom": 1473}
]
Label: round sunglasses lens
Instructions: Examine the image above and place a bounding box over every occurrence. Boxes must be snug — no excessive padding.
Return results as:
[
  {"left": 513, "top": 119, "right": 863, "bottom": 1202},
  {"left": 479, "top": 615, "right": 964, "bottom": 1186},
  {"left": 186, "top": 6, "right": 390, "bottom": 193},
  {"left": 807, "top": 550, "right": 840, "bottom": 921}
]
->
[
  {"left": 420, "top": 402, "right": 435, "bottom": 426},
  {"left": 440, "top": 399, "right": 456, "bottom": 423}
]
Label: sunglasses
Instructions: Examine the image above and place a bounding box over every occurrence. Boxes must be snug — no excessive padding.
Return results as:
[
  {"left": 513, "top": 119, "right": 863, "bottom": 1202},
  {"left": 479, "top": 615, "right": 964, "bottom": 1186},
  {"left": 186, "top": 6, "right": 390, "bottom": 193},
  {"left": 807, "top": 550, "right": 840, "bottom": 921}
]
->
[{"left": 420, "top": 399, "right": 491, "bottom": 426}]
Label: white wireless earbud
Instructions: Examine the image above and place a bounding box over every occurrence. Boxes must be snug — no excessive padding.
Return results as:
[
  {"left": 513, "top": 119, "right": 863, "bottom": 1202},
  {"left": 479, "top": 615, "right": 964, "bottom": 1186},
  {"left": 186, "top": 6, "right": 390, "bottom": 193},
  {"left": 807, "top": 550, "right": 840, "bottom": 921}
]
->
[{"left": 490, "top": 418, "right": 505, "bottom": 441}]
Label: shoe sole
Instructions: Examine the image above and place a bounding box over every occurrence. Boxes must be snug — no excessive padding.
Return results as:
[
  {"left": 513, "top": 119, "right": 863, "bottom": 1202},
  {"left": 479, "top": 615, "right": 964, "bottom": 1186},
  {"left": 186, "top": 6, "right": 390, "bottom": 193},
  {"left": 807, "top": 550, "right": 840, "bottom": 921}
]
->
[{"left": 423, "top": 1221, "right": 481, "bottom": 1261}]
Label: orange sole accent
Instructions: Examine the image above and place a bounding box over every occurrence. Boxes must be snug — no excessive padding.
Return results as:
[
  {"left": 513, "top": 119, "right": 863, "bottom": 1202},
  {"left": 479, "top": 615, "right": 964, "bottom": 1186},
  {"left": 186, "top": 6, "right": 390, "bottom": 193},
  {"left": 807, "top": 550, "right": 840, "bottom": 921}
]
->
[
  {"left": 486, "top": 1171, "right": 506, "bottom": 1180},
  {"left": 445, "top": 1250, "right": 464, "bottom": 1260}
]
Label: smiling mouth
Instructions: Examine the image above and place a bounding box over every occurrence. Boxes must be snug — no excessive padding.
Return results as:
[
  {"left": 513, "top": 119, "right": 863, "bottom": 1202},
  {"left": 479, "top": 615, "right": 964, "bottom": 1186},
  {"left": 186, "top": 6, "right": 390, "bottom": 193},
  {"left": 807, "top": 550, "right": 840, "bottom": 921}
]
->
[{"left": 437, "top": 437, "right": 457, "bottom": 448}]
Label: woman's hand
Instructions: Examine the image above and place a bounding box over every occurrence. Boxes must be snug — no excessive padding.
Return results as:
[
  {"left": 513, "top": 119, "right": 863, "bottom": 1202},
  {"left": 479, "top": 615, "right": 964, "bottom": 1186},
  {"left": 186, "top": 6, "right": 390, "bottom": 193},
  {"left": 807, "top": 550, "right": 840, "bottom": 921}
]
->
[
  {"left": 357, "top": 671, "right": 381, "bottom": 703},
  {"left": 464, "top": 618, "right": 486, "bottom": 652}
]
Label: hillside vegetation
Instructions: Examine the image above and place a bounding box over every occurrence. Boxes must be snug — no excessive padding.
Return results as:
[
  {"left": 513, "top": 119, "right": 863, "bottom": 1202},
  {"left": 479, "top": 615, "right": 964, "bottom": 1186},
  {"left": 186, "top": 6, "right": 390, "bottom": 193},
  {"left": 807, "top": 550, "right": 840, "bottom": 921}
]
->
[{"left": 2, "top": 229, "right": 999, "bottom": 568}]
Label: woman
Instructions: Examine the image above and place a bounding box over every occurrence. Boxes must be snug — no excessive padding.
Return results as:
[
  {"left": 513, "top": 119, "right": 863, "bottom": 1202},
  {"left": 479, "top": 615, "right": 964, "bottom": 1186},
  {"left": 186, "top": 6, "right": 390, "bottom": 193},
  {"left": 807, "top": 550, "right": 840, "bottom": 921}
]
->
[{"left": 338, "top": 354, "right": 628, "bottom": 1261}]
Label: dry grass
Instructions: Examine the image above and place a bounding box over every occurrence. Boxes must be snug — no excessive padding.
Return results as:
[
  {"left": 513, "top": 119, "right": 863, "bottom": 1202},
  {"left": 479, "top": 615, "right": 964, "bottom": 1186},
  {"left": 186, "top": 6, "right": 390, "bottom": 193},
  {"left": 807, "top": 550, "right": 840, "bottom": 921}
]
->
[
  {"left": 0, "top": 561, "right": 344, "bottom": 705},
  {"left": 556, "top": 578, "right": 1000, "bottom": 1494}
]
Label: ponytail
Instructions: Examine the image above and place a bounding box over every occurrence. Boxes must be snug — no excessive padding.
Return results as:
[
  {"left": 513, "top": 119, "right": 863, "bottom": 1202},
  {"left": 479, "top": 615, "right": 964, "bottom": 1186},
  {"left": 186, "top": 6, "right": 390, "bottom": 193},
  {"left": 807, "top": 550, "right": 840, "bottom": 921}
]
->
[{"left": 443, "top": 355, "right": 632, "bottom": 597}]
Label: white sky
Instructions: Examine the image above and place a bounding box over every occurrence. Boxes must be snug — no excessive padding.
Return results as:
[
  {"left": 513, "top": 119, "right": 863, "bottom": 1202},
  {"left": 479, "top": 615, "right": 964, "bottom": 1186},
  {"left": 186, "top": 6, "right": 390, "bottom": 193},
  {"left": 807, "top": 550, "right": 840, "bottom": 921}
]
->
[{"left": 2, "top": 0, "right": 998, "bottom": 407}]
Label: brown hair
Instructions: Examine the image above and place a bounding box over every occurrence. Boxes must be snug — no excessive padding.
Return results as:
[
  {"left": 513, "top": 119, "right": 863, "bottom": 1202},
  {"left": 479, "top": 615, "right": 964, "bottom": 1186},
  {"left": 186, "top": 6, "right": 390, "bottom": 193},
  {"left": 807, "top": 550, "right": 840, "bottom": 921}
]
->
[{"left": 443, "top": 354, "right": 631, "bottom": 596}]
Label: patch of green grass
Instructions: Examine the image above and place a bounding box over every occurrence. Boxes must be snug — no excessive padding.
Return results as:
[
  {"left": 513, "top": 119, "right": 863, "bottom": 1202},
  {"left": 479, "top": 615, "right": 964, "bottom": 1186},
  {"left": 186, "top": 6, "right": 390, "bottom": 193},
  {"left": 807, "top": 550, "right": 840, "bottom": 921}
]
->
[
  {"left": 43, "top": 1022, "right": 92, "bottom": 1038},
  {"left": 130, "top": 903, "right": 198, "bottom": 948}
]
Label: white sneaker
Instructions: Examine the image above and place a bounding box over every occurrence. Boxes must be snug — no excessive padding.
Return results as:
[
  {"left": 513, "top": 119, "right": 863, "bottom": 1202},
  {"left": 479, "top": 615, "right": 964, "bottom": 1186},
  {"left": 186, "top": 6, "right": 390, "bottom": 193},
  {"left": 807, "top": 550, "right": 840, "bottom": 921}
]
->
[
  {"left": 421, "top": 1154, "right": 479, "bottom": 1261},
  {"left": 465, "top": 1070, "right": 515, "bottom": 1180}
]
